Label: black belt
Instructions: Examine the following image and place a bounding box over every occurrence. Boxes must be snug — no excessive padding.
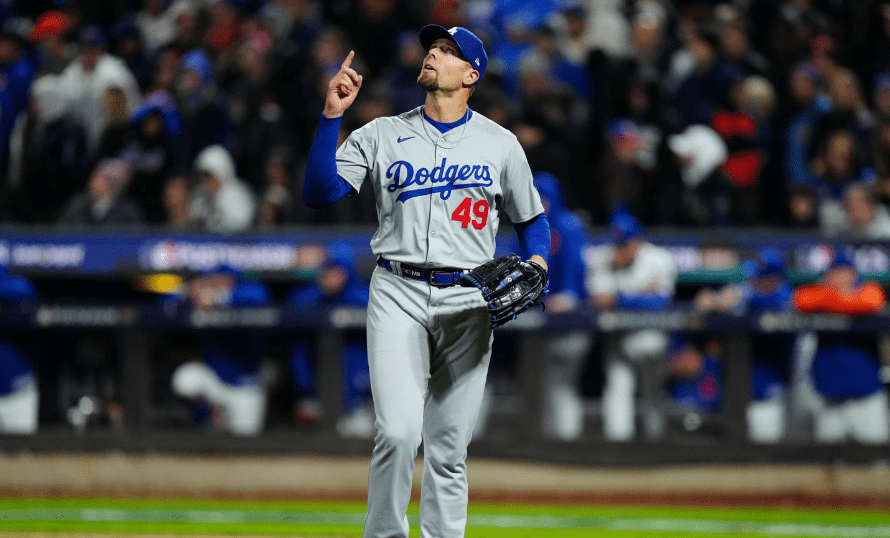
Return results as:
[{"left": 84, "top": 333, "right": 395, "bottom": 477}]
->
[{"left": 377, "top": 257, "right": 464, "bottom": 287}]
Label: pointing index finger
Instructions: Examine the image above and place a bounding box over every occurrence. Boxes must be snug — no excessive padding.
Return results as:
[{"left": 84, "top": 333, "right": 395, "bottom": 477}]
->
[{"left": 341, "top": 50, "right": 354, "bottom": 71}]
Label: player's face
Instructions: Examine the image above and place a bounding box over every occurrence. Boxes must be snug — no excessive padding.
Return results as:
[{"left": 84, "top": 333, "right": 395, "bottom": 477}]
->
[{"left": 418, "top": 38, "right": 476, "bottom": 93}]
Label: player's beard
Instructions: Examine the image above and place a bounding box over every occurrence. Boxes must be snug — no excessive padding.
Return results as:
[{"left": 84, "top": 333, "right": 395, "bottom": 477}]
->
[{"left": 417, "top": 69, "right": 438, "bottom": 93}]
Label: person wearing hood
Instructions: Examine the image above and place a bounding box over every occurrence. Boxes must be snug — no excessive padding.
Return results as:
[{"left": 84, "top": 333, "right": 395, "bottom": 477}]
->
[
  {"left": 189, "top": 144, "right": 256, "bottom": 232},
  {"left": 58, "top": 158, "right": 145, "bottom": 227},
  {"left": 170, "top": 264, "right": 271, "bottom": 436},
  {"left": 287, "top": 242, "right": 373, "bottom": 438},
  {"left": 533, "top": 172, "right": 593, "bottom": 441},
  {"left": 116, "top": 90, "right": 184, "bottom": 222},
  {"left": 793, "top": 250, "right": 889, "bottom": 444},
  {"left": 59, "top": 26, "right": 142, "bottom": 154},
  {"left": 6, "top": 74, "right": 90, "bottom": 223},
  {"left": 175, "top": 49, "right": 234, "bottom": 165},
  {"left": 0, "top": 263, "right": 39, "bottom": 434}
]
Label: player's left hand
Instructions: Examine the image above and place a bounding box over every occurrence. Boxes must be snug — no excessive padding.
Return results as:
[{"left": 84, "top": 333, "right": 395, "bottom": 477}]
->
[{"left": 460, "top": 254, "right": 548, "bottom": 328}]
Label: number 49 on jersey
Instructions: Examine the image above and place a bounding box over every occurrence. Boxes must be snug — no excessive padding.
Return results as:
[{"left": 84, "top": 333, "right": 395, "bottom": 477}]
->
[{"left": 451, "top": 197, "right": 489, "bottom": 230}]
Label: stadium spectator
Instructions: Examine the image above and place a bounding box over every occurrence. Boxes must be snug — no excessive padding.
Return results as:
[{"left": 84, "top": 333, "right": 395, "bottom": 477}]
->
[
  {"left": 668, "top": 22, "right": 743, "bottom": 128},
  {"left": 716, "top": 8, "right": 769, "bottom": 78},
  {"left": 709, "top": 75, "right": 778, "bottom": 225},
  {"left": 340, "top": 0, "right": 406, "bottom": 80},
  {"left": 0, "top": 263, "right": 38, "bottom": 434},
  {"left": 786, "top": 184, "right": 820, "bottom": 230},
  {"left": 58, "top": 158, "right": 145, "bottom": 227},
  {"left": 534, "top": 172, "right": 592, "bottom": 441},
  {"left": 378, "top": 30, "right": 428, "bottom": 113},
  {"left": 694, "top": 247, "right": 799, "bottom": 443},
  {"left": 6, "top": 74, "right": 90, "bottom": 223},
  {"left": 580, "top": 0, "right": 630, "bottom": 59},
  {"left": 0, "top": 24, "right": 34, "bottom": 172},
  {"left": 109, "top": 14, "right": 153, "bottom": 91},
  {"left": 93, "top": 85, "right": 135, "bottom": 165},
  {"left": 170, "top": 265, "right": 271, "bottom": 436},
  {"left": 587, "top": 212, "right": 677, "bottom": 441},
  {"left": 811, "top": 130, "right": 874, "bottom": 232},
  {"left": 162, "top": 172, "right": 194, "bottom": 229},
  {"left": 118, "top": 89, "right": 184, "bottom": 223},
  {"left": 175, "top": 49, "right": 234, "bottom": 165},
  {"left": 135, "top": 0, "right": 177, "bottom": 56},
  {"left": 286, "top": 242, "right": 372, "bottom": 438},
  {"left": 821, "top": 182, "right": 890, "bottom": 239},
  {"left": 871, "top": 72, "right": 890, "bottom": 121},
  {"left": 256, "top": 146, "right": 297, "bottom": 227},
  {"left": 228, "top": 29, "right": 294, "bottom": 191},
  {"left": 59, "top": 25, "right": 142, "bottom": 153},
  {"left": 204, "top": 0, "right": 244, "bottom": 61},
  {"left": 594, "top": 118, "right": 656, "bottom": 224},
  {"left": 793, "top": 250, "right": 890, "bottom": 444},
  {"left": 189, "top": 144, "right": 255, "bottom": 232},
  {"left": 811, "top": 67, "right": 876, "bottom": 161},
  {"left": 168, "top": 1, "right": 203, "bottom": 55},
  {"left": 666, "top": 123, "right": 730, "bottom": 226},
  {"left": 783, "top": 62, "right": 831, "bottom": 186},
  {"left": 603, "top": 3, "right": 671, "bottom": 122},
  {"left": 28, "top": 10, "right": 74, "bottom": 76}
]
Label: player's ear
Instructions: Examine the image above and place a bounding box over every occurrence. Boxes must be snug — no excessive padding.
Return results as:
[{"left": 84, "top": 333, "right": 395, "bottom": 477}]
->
[{"left": 463, "top": 67, "right": 479, "bottom": 87}]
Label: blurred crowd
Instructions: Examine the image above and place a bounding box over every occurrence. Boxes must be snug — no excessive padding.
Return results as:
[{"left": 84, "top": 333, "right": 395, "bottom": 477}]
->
[
  {"left": 0, "top": 0, "right": 888, "bottom": 234},
  {"left": 0, "top": 0, "right": 889, "bottom": 443}
]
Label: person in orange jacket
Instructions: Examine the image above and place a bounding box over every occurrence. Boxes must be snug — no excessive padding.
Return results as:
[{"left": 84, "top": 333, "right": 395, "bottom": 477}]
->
[{"left": 793, "top": 250, "right": 889, "bottom": 444}]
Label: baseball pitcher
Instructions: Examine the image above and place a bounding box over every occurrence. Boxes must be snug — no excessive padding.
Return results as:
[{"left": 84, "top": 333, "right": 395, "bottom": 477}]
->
[{"left": 302, "top": 24, "right": 551, "bottom": 538}]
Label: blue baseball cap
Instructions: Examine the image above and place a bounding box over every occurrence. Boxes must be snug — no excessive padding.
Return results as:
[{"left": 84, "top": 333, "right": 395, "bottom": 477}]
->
[
  {"left": 608, "top": 212, "right": 643, "bottom": 244},
  {"left": 829, "top": 249, "right": 855, "bottom": 270},
  {"left": 419, "top": 24, "right": 488, "bottom": 80},
  {"left": 752, "top": 247, "right": 785, "bottom": 277}
]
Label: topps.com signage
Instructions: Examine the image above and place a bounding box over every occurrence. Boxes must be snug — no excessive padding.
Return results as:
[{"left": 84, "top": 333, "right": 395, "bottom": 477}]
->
[{"left": 142, "top": 240, "right": 324, "bottom": 272}]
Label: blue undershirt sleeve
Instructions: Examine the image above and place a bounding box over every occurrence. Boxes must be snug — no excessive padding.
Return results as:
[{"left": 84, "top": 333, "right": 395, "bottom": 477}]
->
[
  {"left": 514, "top": 212, "right": 550, "bottom": 265},
  {"left": 616, "top": 294, "right": 670, "bottom": 310},
  {"left": 302, "top": 114, "right": 355, "bottom": 208}
]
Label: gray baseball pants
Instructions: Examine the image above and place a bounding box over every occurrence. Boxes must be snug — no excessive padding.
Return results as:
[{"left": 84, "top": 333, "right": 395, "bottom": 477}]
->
[{"left": 363, "top": 266, "right": 493, "bottom": 538}]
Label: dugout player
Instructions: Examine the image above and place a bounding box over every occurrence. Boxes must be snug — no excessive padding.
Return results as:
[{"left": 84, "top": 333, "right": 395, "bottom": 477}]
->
[
  {"left": 793, "top": 250, "right": 889, "bottom": 444},
  {"left": 302, "top": 25, "right": 550, "bottom": 538},
  {"left": 587, "top": 212, "right": 677, "bottom": 441}
]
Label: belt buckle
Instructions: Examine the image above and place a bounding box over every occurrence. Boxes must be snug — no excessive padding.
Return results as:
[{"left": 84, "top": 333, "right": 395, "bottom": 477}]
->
[{"left": 430, "top": 271, "right": 451, "bottom": 287}]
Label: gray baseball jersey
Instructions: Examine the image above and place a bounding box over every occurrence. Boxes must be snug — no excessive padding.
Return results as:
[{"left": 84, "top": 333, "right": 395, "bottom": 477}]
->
[
  {"left": 336, "top": 106, "right": 544, "bottom": 268},
  {"left": 335, "top": 105, "right": 543, "bottom": 538}
]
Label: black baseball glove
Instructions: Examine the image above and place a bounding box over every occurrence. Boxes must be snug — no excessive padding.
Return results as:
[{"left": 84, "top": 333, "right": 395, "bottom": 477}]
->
[{"left": 460, "top": 254, "right": 548, "bottom": 328}]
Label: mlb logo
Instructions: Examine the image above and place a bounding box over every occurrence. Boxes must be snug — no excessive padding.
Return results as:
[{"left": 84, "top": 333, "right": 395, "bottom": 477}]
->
[
  {"left": 475, "top": 59, "right": 480, "bottom": 66},
  {"left": 448, "top": 27, "right": 457, "bottom": 35}
]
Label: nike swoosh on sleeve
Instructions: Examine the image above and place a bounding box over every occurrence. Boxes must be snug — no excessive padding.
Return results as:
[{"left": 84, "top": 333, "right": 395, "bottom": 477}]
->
[{"left": 397, "top": 136, "right": 415, "bottom": 143}]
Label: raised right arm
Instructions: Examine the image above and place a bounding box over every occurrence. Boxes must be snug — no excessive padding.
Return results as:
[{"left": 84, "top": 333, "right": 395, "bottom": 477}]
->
[{"left": 302, "top": 51, "right": 363, "bottom": 209}]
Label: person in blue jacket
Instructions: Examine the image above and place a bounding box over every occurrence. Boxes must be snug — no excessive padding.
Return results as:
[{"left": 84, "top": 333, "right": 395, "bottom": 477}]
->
[
  {"left": 532, "top": 172, "right": 593, "bottom": 440},
  {"left": 0, "top": 263, "right": 39, "bottom": 434},
  {"left": 694, "top": 247, "right": 799, "bottom": 442},
  {"left": 287, "top": 241, "right": 373, "bottom": 438},
  {"left": 170, "top": 264, "right": 271, "bottom": 436}
]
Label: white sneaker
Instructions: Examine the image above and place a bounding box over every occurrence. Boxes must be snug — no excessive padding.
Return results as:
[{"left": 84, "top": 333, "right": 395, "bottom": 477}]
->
[{"left": 336, "top": 404, "right": 376, "bottom": 439}]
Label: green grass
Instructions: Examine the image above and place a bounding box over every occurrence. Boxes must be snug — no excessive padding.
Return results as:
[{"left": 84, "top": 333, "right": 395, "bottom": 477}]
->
[{"left": 1, "top": 497, "right": 889, "bottom": 537}]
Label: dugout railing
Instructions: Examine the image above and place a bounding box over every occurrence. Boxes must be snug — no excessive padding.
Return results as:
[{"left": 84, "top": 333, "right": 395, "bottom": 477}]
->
[
  {"left": 0, "top": 226, "right": 888, "bottom": 465},
  {"left": 0, "top": 300, "right": 888, "bottom": 465}
]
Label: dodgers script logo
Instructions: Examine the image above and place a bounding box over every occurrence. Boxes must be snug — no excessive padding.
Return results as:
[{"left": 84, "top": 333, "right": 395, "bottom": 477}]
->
[{"left": 386, "top": 158, "right": 493, "bottom": 202}]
